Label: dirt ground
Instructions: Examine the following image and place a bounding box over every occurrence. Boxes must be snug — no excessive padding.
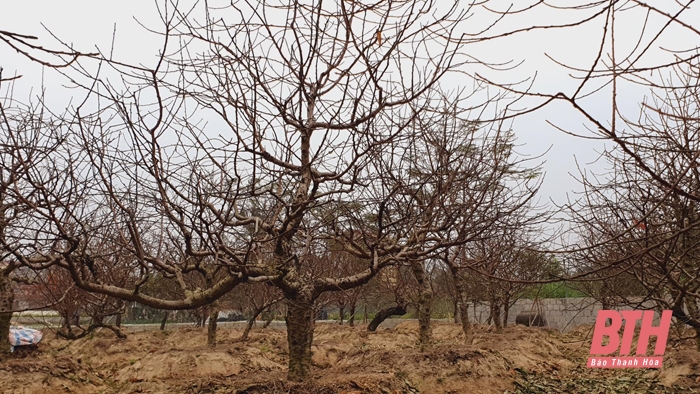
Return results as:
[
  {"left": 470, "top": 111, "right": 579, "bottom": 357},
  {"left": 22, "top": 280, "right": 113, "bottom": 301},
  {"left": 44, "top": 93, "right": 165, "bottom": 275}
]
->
[{"left": 0, "top": 321, "right": 699, "bottom": 393}]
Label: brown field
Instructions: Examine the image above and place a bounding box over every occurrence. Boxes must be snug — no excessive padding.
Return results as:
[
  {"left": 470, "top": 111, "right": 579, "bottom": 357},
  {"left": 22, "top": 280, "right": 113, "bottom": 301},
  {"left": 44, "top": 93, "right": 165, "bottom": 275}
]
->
[{"left": 1, "top": 322, "right": 699, "bottom": 393}]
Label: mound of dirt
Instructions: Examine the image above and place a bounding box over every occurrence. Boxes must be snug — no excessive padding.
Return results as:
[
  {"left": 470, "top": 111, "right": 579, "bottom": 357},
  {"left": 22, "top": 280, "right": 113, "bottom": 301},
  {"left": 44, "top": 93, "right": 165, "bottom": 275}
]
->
[{"left": 0, "top": 321, "right": 698, "bottom": 393}]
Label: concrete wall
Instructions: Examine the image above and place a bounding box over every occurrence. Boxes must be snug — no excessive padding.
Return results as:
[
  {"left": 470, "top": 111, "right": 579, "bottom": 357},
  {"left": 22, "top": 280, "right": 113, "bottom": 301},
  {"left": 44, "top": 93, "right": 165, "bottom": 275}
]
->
[{"left": 465, "top": 297, "right": 656, "bottom": 332}]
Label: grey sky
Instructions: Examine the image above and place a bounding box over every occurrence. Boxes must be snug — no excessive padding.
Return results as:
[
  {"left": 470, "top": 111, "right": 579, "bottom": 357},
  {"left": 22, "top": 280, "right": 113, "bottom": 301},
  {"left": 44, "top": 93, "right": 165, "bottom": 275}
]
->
[{"left": 1, "top": 0, "right": 697, "bottom": 210}]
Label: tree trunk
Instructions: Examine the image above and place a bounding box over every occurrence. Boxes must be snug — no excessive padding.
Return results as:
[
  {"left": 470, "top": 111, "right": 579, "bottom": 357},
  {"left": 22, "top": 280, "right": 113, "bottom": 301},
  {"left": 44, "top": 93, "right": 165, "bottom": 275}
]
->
[
  {"left": 91, "top": 314, "right": 104, "bottom": 328},
  {"left": 0, "top": 274, "right": 13, "bottom": 357},
  {"left": 452, "top": 269, "right": 471, "bottom": 335},
  {"left": 453, "top": 299, "right": 461, "bottom": 324},
  {"left": 241, "top": 307, "right": 265, "bottom": 341},
  {"left": 73, "top": 311, "right": 80, "bottom": 328},
  {"left": 60, "top": 316, "right": 71, "bottom": 337},
  {"left": 160, "top": 311, "right": 168, "bottom": 330},
  {"left": 207, "top": 307, "right": 219, "bottom": 347},
  {"left": 125, "top": 303, "right": 134, "bottom": 321},
  {"left": 90, "top": 314, "right": 126, "bottom": 339},
  {"left": 410, "top": 259, "right": 433, "bottom": 349},
  {"left": 338, "top": 305, "right": 344, "bottom": 325},
  {"left": 115, "top": 313, "right": 122, "bottom": 328},
  {"left": 262, "top": 310, "right": 274, "bottom": 328},
  {"left": 367, "top": 305, "right": 407, "bottom": 332},
  {"left": 285, "top": 297, "right": 315, "bottom": 382},
  {"left": 200, "top": 312, "right": 207, "bottom": 328},
  {"left": 417, "top": 298, "right": 432, "bottom": 348},
  {"left": 490, "top": 299, "right": 502, "bottom": 333},
  {"left": 363, "top": 304, "right": 368, "bottom": 324},
  {"left": 348, "top": 301, "right": 356, "bottom": 327},
  {"left": 502, "top": 295, "right": 510, "bottom": 328},
  {"left": 686, "top": 299, "right": 700, "bottom": 352},
  {"left": 459, "top": 299, "right": 470, "bottom": 330}
]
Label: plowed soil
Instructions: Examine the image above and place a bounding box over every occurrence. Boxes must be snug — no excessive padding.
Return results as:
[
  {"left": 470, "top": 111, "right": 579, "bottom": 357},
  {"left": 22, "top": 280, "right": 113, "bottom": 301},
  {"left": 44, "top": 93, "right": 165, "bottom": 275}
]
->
[{"left": 1, "top": 322, "right": 699, "bottom": 393}]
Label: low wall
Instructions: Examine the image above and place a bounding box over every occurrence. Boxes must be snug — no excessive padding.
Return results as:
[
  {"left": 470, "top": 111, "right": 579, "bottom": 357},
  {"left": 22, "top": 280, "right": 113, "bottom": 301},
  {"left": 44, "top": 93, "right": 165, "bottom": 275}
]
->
[{"left": 465, "top": 297, "right": 656, "bottom": 332}]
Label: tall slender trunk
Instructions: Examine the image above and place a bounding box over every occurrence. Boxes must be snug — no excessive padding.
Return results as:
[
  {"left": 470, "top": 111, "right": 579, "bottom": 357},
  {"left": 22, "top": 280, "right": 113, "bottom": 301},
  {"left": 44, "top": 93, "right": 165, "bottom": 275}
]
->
[
  {"left": 338, "top": 305, "right": 344, "bottom": 325},
  {"left": 125, "top": 303, "right": 134, "bottom": 321},
  {"left": 207, "top": 307, "right": 219, "bottom": 347},
  {"left": 490, "top": 299, "right": 502, "bottom": 332},
  {"left": 348, "top": 301, "right": 356, "bottom": 327},
  {"left": 200, "top": 312, "right": 207, "bottom": 328},
  {"left": 502, "top": 294, "right": 511, "bottom": 328},
  {"left": 0, "top": 274, "right": 13, "bottom": 357},
  {"left": 160, "top": 311, "right": 168, "bottom": 330},
  {"left": 363, "top": 304, "right": 367, "bottom": 324},
  {"left": 453, "top": 299, "right": 461, "bottom": 323},
  {"left": 286, "top": 296, "right": 315, "bottom": 382},
  {"left": 410, "top": 259, "right": 433, "bottom": 349},
  {"left": 451, "top": 268, "right": 470, "bottom": 335}
]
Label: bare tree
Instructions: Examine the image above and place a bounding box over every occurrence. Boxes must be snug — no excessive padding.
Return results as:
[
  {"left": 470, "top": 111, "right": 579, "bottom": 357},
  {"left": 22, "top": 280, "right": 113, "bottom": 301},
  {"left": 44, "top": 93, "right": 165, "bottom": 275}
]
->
[
  {"left": 234, "top": 283, "right": 284, "bottom": 342},
  {"left": 324, "top": 241, "right": 366, "bottom": 326},
  {"left": 1, "top": 0, "right": 561, "bottom": 381},
  {"left": 570, "top": 59, "right": 700, "bottom": 350},
  {"left": 35, "top": 265, "right": 127, "bottom": 339},
  {"left": 48, "top": 1, "right": 494, "bottom": 381},
  {"left": 0, "top": 83, "right": 71, "bottom": 356}
]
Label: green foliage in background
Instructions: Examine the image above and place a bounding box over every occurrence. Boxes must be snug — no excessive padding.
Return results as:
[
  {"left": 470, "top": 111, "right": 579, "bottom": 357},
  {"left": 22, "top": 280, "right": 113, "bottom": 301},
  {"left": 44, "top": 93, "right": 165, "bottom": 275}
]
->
[{"left": 520, "top": 283, "right": 585, "bottom": 299}]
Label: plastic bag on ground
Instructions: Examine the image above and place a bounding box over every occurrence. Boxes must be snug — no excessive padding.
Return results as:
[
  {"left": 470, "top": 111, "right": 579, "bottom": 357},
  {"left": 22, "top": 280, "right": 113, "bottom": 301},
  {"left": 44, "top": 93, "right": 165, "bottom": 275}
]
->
[{"left": 9, "top": 326, "right": 43, "bottom": 352}]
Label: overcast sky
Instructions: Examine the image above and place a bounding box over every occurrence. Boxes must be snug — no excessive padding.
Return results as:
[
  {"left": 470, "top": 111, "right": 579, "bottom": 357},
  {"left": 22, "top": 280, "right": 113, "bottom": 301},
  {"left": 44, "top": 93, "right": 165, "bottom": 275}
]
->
[{"left": 1, "top": 0, "right": 698, "bottom": 210}]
